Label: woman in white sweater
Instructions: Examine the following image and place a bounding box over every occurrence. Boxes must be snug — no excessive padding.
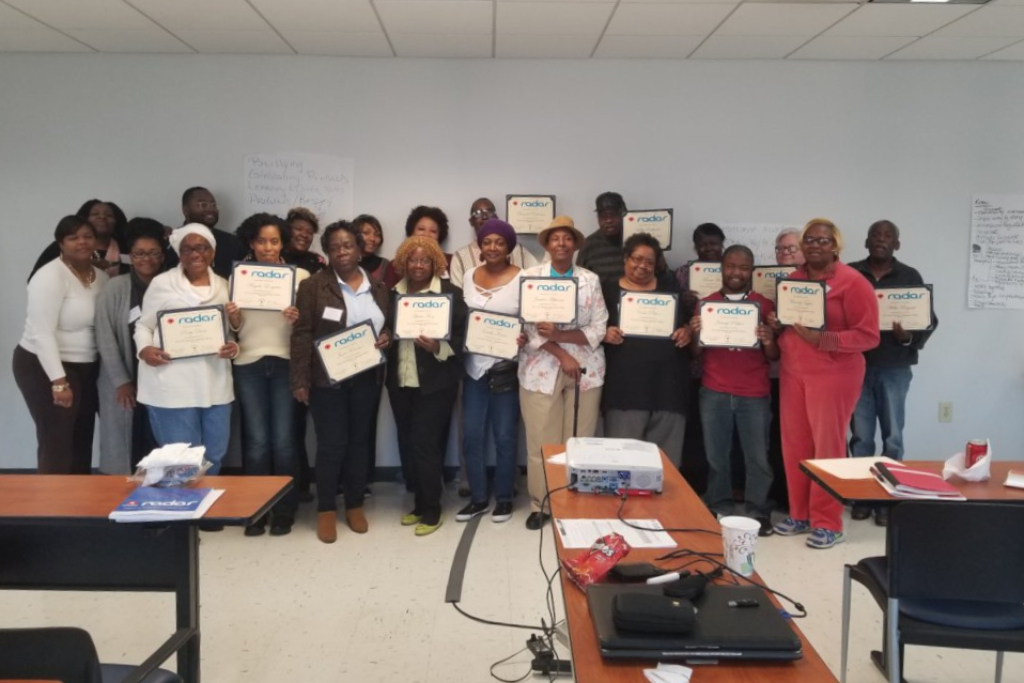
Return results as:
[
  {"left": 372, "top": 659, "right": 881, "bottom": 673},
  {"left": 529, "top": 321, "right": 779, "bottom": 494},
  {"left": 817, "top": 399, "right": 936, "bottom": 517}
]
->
[
  {"left": 134, "top": 224, "right": 239, "bottom": 474},
  {"left": 13, "top": 215, "right": 108, "bottom": 473}
]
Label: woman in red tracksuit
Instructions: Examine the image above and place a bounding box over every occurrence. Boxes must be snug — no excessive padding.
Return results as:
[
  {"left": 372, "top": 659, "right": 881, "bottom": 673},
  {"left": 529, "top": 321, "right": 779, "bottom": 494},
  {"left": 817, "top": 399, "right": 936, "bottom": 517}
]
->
[{"left": 770, "top": 218, "right": 879, "bottom": 549}]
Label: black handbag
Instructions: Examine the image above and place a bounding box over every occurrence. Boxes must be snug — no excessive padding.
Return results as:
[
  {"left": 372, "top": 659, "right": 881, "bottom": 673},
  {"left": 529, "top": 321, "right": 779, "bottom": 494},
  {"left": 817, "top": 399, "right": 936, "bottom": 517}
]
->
[{"left": 486, "top": 360, "right": 519, "bottom": 394}]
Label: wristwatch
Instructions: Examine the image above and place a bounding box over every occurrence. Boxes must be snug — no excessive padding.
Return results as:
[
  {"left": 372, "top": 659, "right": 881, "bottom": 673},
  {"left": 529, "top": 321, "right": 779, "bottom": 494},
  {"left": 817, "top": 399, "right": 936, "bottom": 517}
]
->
[{"left": 51, "top": 382, "right": 70, "bottom": 392}]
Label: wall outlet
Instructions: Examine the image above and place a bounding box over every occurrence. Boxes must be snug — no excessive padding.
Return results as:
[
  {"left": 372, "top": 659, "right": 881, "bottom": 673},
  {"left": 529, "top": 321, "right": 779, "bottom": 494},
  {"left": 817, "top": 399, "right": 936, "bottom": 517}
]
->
[{"left": 939, "top": 402, "right": 953, "bottom": 423}]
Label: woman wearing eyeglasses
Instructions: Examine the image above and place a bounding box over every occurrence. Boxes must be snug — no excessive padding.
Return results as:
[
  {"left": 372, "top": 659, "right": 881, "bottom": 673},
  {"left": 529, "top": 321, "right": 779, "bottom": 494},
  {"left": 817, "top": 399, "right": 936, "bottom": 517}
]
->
[
  {"left": 94, "top": 219, "right": 167, "bottom": 474},
  {"left": 769, "top": 219, "right": 879, "bottom": 549},
  {"left": 134, "top": 224, "right": 240, "bottom": 475},
  {"left": 602, "top": 233, "right": 693, "bottom": 465},
  {"left": 774, "top": 228, "right": 805, "bottom": 267}
]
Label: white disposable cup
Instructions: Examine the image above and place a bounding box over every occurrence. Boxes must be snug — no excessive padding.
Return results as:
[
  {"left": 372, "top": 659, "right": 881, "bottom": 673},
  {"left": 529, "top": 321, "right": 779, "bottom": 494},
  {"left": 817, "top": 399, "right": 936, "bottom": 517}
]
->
[{"left": 719, "top": 516, "right": 760, "bottom": 577}]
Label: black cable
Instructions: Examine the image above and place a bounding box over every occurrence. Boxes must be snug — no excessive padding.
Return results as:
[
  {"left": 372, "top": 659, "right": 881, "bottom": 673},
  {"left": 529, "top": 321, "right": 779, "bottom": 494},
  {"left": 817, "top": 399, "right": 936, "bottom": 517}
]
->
[
  {"left": 616, "top": 492, "right": 723, "bottom": 536},
  {"left": 488, "top": 645, "right": 534, "bottom": 683},
  {"left": 537, "top": 483, "right": 573, "bottom": 681},
  {"left": 451, "top": 602, "right": 546, "bottom": 631}
]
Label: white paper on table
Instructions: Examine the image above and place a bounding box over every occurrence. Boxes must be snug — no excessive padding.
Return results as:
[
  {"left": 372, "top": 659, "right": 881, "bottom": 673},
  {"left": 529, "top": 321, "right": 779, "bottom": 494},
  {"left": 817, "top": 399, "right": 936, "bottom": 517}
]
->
[
  {"left": 1005, "top": 471, "right": 1024, "bottom": 490},
  {"left": 546, "top": 453, "right": 567, "bottom": 465},
  {"left": 812, "top": 456, "right": 899, "bottom": 480},
  {"left": 644, "top": 663, "right": 693, "bottom": 683},
  {"left": 553, "top": 518, "right": 677, "bottom": 549}
]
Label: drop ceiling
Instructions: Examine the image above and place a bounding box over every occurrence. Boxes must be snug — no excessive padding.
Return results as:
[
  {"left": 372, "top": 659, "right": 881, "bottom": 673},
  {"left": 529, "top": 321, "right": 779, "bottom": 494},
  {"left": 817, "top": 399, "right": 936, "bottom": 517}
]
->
[{"left": 1, "top": 0, "right": 1023, "bottom": 60}]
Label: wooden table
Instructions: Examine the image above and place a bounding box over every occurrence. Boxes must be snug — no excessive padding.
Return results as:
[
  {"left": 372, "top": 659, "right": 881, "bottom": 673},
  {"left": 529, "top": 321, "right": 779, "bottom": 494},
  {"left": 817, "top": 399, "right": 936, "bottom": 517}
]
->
[
  {"left": 0, "top": 475, "right": 291, "bottom": 683},
  {"left": 543, "top": 445, "right": 838, "bottom": 683},
  {"left": 800, "top": 460, "right": 1024, "bottom": 505}
]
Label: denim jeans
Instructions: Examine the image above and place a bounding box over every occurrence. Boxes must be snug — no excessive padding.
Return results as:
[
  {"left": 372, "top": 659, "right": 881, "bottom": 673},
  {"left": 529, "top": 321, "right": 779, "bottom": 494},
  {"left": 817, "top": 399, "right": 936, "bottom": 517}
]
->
[
  {"left": 699, "top": 386, "right": 773, "bottom": 517},
  {"left": 463, "top": 374, "right": 521, "bottom": 504},
  {"left": 147, "top": 403, "right": 232, "bottom": 474},
  {"left": 234, "top": 356, "right": 298, "bottom": 517},
  {"left": 849, "top": 365, "right": 913, "bottom": 460}
]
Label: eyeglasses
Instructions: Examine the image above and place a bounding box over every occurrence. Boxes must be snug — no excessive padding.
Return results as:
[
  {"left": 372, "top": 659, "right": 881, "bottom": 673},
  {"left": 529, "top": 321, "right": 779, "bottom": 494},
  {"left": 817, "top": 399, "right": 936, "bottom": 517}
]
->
[
  {"left": 179, "top": 244, "right": 212, "bottom": 256},
  {"left": 130, "top": 250, "right": 164, "bottom": 261},
  {"left": 627, "top": 254, "right": 656, "bottom": 269},
  {"left": 407, "top": 258, "right": 433, "bottom": 267},
  {"left": 470, "top": 209, "right": 495, "bottom": 219},
  {"left": 802, "top": 236, "right": 834, "bottom": 247},
  {"left": 775, "top": 245, "right": 800, "bottom": 255},
  {"left": 195, "top": 201, "right": 218, "bottom": 210}
]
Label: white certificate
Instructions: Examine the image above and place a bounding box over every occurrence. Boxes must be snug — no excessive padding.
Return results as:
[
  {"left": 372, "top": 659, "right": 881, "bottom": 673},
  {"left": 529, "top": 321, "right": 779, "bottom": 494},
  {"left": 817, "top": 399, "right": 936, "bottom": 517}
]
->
[
  {"left": 393, "top": 293, "right": 453, "bottom": 340},
  {"left": 752, "top": 266, "right": 797, "bottom": 304},
  {"left": 506, "top": 195, "right": 555, "bottom": 235},
  {"left": 465, "top": 310, "right": 522, "bottom": 360},
  {"left": 519, "top": 277, "right": 578, "bottom": 324},
  {"left": 623, "top": 209, "right": 673, "bottom": 250},
  {"left": 698, "top": 300, "right": 761, "bottom": 349},
  {"left": 316, "top": 323, "right": 384, "bottom": 384},
  {"left": 775, "top": 279, "right": 827, "bottom": 329},
  {"left": 876, "top": 285, "right": 934, "bottom": 332},
  {"left": 230, "top": 262, "right": 296, "bottom": 311},
  {"left": 158, "top": 305, "right": 227, "bottom": 360},
  {"left": 618, "top": 291, "right": 677, "bottom": 339},
  {"left": 688, "top": 261, "right": 722, "bottom": 299}
]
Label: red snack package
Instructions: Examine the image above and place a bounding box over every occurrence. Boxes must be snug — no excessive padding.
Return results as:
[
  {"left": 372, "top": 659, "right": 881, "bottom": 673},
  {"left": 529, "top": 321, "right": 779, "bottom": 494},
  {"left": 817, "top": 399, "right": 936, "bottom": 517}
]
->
[{"left": 561, "top": 532, "right": 631, "bottom": 591}]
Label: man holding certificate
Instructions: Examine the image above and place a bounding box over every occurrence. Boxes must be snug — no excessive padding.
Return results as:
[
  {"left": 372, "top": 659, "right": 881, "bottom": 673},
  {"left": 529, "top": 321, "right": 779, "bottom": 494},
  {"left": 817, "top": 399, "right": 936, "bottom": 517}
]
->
[
  {"left": 601, "top": 233, "right": 693, "bottom": 466},
  {"left": 847, "top": 219, "right": 938, "bottom": 526},
  {"left": 519, "top": 217, "right": 607, "bottom": 531},
  {"left": 688, "top": 245, "right": 778, "bottom": 537},
  {"left": 768, "top": 219, "right": 879, "bottom": 549},
  {"left": 291, "top": 221, "right": 390, "bottom": 544},
  {"left": 135, "top": 224, "right": 239, "bottom": 476}
]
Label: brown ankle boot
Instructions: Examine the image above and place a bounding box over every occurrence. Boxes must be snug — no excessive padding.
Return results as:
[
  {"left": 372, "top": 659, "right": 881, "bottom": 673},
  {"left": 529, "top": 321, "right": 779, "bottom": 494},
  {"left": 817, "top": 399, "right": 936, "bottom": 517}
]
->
[
  {"left": 317, "top": 511, "right": 337, "bottom": 544},
  {"left": 346, "top": 507, "right": 368, "bottom": 534}
]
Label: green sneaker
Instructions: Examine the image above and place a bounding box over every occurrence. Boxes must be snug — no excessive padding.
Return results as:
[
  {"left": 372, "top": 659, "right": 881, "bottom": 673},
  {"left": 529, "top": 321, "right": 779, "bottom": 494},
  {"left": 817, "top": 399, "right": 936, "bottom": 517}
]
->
[
  {"left": 414, "top": 519, "right": 443, "bottom": 536},
  {"left": 806, "top": 528, "right": 845, "bottom": 549},
  {"left": 401, "top": 511, "right": 422, "bottom": 526}
]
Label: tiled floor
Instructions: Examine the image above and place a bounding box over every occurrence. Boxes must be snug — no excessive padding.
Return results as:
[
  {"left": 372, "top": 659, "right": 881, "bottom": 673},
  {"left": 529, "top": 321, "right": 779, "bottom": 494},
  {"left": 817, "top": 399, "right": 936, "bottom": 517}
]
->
[{"left": 2, "top": 482, "right": 1019, "bottom": 683}]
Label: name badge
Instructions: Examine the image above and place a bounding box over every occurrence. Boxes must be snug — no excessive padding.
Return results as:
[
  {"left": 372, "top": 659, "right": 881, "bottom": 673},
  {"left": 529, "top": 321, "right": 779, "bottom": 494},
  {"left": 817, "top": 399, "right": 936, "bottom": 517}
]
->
[
  {"left": 323, "top": 306, "right": 343, "bottom": 322},
  {"left": 128, "top": 306, "right": 142, "bottom": 324}
]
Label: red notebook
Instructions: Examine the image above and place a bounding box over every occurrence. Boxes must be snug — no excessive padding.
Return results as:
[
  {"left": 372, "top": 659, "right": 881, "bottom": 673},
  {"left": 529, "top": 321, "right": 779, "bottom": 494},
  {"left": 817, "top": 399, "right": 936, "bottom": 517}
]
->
[{"left": 871, "top": 463, "right": 965, "bottom": 499}]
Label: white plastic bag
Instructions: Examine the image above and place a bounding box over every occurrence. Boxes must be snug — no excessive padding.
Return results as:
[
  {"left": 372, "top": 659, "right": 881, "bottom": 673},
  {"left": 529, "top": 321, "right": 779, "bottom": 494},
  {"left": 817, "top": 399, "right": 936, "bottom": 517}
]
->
[
  {"left": 942, "top": 439, "right": 992, "bottom": 482},
  {"left": 129, "top": 443, "right": 210, "bottom": 487}
]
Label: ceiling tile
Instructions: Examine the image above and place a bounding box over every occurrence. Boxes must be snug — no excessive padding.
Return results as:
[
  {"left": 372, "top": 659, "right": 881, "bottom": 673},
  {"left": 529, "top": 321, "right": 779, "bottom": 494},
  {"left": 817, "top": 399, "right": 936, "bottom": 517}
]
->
[
  {"left": 715, "top": 3, "right": 857, "bottom": 36},
  {"left": 495, "top": 32, "right": 594, "bottom": 56},
  {"left": 605, "top": 4, "right": 736, "bottom": 37},
  {"left": 0, "top": 27, "right": 91, "bottom": 50},
  {"left": 930, "top": 6, "right": 1024, "bottom": 37},
  {"left": 285, "top": 30, "right": 393, "bottom": 56},
  {"left": 593, "top": 34, "right": 703, "bottom": 57},
  {"left": 390, "top": 31, "right": 491, "bottom": 56},
  {"left": 500, "top": 0, "right": 612, "bottom": 3},
  {"left": 171, "top": 29, "right": 294, "bottom": 53},
  {"left": 980, "top": 37, "right": 1024, "bottom": 57},
  {"left": 790, "top": 35, "right": 916, "bottom": 60},
  {"left": 376, "top": 1, "right": 492, "bottom": 34},
  {"left": 825, "top": 5, "right": 978, "bottom": 37},
  {"left": 619, "top": 0, "right": 736, "bottom": 4},
  {"left": 886, "top": 35, "right": 1019, "bottom": 59},
  {"left": 3, "top": 0, "right": 154, "bottom": 30},
  {"left": 126, "top": 0, "right": 269, "bottom": 31},
  {"left": 497, "top": 2, "right": 613, "bottom": 36},
  {"left": 989, "top": 0, "right": 1024, "bottom": 5},
  {"left": 248, "top": 0, "right": 381, "bottom": 33},
  {"left": 68, "top": 28, "right": 192, "bottom": 52},
  {"left": 0, "top": 2, "right": 48, "bottom": 29},
  {"left": 691, "top": 34, "right": 807, "bottom": 58}
]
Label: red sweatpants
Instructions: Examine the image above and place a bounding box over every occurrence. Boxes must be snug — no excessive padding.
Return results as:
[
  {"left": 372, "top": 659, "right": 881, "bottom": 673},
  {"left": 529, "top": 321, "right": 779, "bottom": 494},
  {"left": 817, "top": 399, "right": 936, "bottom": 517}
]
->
[{"left": 780, "top": 367, "right": 864, "bottom": 532}]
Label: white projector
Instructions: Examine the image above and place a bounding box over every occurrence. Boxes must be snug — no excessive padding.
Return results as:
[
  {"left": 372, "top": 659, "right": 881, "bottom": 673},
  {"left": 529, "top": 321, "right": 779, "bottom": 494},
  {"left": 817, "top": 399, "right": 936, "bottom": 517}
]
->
[{"left": 565, "top": 438, "right": 663, "bottom": 494}]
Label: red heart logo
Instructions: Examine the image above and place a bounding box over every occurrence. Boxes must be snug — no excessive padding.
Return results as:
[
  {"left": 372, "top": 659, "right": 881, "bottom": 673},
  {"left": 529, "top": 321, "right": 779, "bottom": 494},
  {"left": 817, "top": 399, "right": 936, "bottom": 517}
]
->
[
  {"left": 627, "top": 297, "right": 634, "bottom": 302},
  {"left": 324, "top": 344, "right": 331, "bottom": 349},
  {"left": 167, "top": 318, "right": 175, "bottom": 324},
  {"left": 527, "top": 284, "right": 533, "bottom": 289},
  {"left": 878, "top": 293, "right": 884, "bottom": 299},
  {"left": 513, "top": 201, "right": 519, "bottom": 206},
  {"left": 628, "top": 216, "right": 635, "bottom": 222},
  {"left": 706, "top": 307, "right": 713, "bottom": 313},
  {"left": 475, "top": 316, "right": 481, "bottom": 321},
  {"left": 782, "top": 286, "right": 788, "bottom": 292},
  {"left": 241, "top": 270, "right": 247, "bottom": 275},
  {"left": 695, "top": 266, "right": 700, "bottom": 271},
  {"left": 757, "top": 273, "right": 762, "bottom": 277},
  {"left": 403, "top": 301, "right": 410, "bottom": 306}
]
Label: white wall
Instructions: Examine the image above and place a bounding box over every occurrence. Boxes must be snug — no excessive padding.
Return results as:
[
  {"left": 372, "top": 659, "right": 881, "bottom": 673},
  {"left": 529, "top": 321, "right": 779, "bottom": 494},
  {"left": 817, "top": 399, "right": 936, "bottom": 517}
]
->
[{"left": 2, "top": 54, "right": 1023, "bottom": 469}]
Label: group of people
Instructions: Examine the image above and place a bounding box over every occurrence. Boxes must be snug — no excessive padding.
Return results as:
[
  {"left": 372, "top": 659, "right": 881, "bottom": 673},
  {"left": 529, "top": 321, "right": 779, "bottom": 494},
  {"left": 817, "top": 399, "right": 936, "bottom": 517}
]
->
[{"left": 13, "top": 186, "right": 935, "bottom": 549}]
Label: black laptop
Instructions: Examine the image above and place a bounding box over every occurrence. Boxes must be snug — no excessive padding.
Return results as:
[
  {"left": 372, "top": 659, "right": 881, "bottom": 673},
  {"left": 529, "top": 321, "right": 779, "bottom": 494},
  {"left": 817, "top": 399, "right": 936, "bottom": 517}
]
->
[{"left": 587, "top": 584, "right": 803, "bottom": 662}]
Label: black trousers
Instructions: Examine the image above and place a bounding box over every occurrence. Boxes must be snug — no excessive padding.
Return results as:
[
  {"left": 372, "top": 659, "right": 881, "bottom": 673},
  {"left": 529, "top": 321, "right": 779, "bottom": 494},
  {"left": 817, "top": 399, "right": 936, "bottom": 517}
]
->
[
  {"left": 12, "top": 345, "right": 98, "bottom": 474},
  {"left": 308, "top": 371, "right": 379, "bottom": 512},
  {"left": 767, "top": 378, "right": 789, "bottom": 511},
  {"left": 388, "top": 384, "right": 458, "bottom": 525}
]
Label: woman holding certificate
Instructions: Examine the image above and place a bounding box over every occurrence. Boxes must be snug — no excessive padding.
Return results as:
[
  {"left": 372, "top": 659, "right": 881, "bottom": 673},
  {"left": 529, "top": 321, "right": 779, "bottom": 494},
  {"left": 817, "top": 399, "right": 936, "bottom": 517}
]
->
[
  {"left": 386, "top": 236, "right": 466, "bottom": 537},
  {"left": 456, "top": 218, "right": 523, "bottom": 525},
  {"left": 601, "top": 233, "right": 692, "bottom": 465},
  {"left": 135, "top": 224, "right": 239, "bottom": 476},
  {"left": 226, "top": 213, "right": 309, "bottom": 537},
  {"left": 770, "top": 219, "right": 879, "bottom": 549},
  {"left": 95, "top": 219, "right": 167, "bottom": 474},
  {"left": 14, "top": 215, "right": 109, "bottom": 473},
  {"left": 519, "top": 216, "right": 608, "bottom": 531},
  {"left": 291, "top": 221, "right": 390, "bottom": 544}
]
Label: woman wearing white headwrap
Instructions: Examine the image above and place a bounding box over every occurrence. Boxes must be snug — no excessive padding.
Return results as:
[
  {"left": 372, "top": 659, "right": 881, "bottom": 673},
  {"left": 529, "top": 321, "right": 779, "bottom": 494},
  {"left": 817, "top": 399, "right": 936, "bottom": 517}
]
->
[{"left": 134, "top": 223, "right": 239, "bottom": 473}]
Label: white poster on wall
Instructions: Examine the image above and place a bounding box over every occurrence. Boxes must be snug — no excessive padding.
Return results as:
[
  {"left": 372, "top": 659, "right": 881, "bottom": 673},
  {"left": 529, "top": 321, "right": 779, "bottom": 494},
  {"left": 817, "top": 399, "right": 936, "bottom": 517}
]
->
[
  {"left": 969, "top": 194, "right": 1024, "bottom": 310},
  {"left": 243, "top": 153, "right": 354, "bottom": 227},
  {"left": 722, "top": 224, "right": 793, "bottom": 265}
]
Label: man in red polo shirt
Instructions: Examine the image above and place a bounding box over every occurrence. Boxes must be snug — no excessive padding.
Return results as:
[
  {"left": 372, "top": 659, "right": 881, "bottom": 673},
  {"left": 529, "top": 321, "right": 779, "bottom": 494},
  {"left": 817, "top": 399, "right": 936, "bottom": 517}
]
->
[{"left": 690, "top": 244, "right": 778, "bottom": 536}]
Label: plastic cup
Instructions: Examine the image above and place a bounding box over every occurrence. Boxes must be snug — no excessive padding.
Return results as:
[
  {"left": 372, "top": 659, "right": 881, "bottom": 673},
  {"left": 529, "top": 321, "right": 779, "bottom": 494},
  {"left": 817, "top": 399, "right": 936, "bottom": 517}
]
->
[{"left": 719, "top": 516, "right": 760, "bottom": 577}]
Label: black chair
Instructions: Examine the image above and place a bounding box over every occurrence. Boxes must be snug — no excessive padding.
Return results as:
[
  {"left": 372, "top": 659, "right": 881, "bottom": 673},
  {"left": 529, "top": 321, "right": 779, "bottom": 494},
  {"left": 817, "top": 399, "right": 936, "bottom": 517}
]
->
[
  {"left": 0, "top": 626, "right": 186, "bottom": 683},
  {"left": 840, "top": 501, "right": 1024, "bottom": 683}
]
